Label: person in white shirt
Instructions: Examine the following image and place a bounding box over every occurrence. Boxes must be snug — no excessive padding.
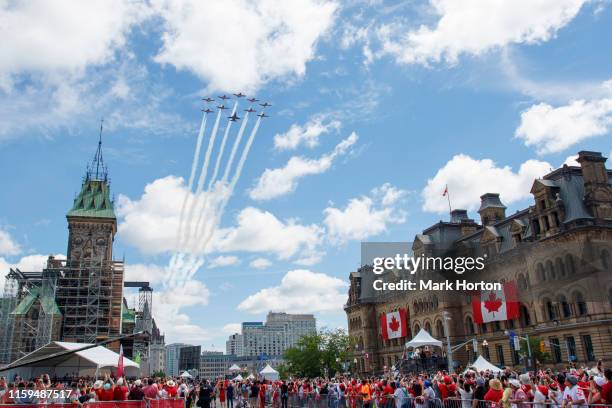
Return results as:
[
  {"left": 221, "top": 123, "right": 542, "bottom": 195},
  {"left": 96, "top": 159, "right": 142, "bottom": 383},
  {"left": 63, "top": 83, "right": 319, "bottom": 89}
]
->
[{"left": 561, "top": 376, "right": 587, "bottom": 408}]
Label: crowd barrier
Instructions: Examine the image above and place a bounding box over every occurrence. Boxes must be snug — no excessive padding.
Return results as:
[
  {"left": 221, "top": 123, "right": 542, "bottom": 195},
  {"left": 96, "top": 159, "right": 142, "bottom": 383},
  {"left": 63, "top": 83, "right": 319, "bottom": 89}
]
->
[{"left": 0, "top": 399, "right": 185, "bottom": 408}]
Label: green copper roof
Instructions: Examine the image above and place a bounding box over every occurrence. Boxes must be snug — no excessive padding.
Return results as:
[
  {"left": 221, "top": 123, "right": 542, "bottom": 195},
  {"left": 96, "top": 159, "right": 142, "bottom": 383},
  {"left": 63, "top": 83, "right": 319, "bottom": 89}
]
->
[
  {"left": 122, "top": 305, "right": 136, "bottom": 324},
  {"left": 11, "top": 286, "right": 62, "bottom": 316},
  {"left": 67, "top": 179, "right": 116, "bottom": 219}
]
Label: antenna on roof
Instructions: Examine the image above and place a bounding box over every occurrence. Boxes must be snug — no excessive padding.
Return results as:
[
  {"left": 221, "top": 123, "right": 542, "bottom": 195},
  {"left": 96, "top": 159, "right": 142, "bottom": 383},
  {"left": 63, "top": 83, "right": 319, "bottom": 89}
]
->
[{"left": 88, "top": 119, "right": 108, "bottom": 181}]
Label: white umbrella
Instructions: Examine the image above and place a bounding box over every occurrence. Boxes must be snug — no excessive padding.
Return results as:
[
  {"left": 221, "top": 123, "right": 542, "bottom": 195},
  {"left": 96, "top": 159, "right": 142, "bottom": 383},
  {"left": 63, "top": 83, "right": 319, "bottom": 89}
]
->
[{"left": 180, "top": 371, "right": 193, "bottom": 378}]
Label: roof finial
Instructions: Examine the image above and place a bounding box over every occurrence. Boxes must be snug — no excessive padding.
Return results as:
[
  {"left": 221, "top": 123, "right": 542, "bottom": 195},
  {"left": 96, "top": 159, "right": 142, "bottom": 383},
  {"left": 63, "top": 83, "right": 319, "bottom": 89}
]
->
[{"left": 88, "top": 118, "right": 107, "bottom": 181}]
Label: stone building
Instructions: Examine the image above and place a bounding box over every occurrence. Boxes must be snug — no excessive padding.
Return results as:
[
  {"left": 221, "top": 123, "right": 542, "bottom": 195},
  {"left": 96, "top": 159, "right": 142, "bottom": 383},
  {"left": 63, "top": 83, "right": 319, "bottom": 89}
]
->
[{"left": 345, "top": 151, "right": 612, "bottom": 375}]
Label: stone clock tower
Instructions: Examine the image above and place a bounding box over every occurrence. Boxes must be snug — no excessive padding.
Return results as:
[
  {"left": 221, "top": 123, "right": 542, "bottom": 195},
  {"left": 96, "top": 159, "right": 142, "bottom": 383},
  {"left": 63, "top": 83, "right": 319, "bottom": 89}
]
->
[{"left": 54, "top": 128, "right": 125, "bottom": 343}]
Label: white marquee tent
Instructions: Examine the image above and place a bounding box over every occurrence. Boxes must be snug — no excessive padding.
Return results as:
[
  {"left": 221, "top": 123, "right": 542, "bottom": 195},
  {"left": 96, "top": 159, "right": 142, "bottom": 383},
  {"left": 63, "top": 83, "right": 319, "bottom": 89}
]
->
[
  {"left": 405, "top": 329, "right": 443, "bottom": 348},
  {"left": 465, "top": 356, "right": 502, "bottom": 373},
  {"left": 233, "top": 374, "right": 244, "bottom": 381},
  {"left": 259, "top": 364, "right": 279, "bottom": 380},
  {"left": 229, "top": 364, "right": 241, "bottom": 373},
  {"left": 0, "top": 341, "right": 140, "bottom": 379},
  {"left": 180, "top": 371, "right": 193, "bottom": 378}
]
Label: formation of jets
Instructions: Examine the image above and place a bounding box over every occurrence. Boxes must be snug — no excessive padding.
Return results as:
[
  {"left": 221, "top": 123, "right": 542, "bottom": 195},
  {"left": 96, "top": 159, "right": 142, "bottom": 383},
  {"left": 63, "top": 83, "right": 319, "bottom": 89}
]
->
[{"left": 201, "top": 94, "right": 270, "bottom": 119}]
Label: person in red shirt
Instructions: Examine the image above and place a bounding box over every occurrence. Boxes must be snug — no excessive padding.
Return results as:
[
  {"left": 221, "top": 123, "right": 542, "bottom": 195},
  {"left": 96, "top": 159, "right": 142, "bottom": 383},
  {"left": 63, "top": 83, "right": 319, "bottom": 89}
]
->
[
  {"left": 114, "top": 378, "right": 129, "bottom": 400},
  {"left": 98, "top": 380, "right": 115, "bottom": 401},
  {"left": 484, "top": 379, "right": 504, "bottom": 403},
  {"left": 166, "top": 380, "right": 178, "bottom": 398},
  {"left": 602, "top": 369, "right": 612, "bottom": 404}
]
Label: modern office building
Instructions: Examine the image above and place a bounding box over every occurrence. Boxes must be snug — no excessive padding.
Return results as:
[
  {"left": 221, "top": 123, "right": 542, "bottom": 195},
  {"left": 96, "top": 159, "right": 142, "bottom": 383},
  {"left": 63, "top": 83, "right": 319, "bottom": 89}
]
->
[{"left": 166, "top": 343, "right": 190, "bottom": 376}]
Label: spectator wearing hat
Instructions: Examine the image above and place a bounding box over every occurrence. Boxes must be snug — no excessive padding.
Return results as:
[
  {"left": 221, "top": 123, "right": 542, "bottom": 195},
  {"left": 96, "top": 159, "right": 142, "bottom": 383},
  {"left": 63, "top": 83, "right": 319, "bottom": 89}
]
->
[
  {"left": 561, "top": 376, "right": 587, "bottom": 408},
  {"left": 129, "top": 379, "right": 145, "bottom": 400},
  {"left": 588, "top": 377, "right": 605, "bottom": 405},
  {"left": 484, "top": 379, "right": 503, "bottom": 404}
]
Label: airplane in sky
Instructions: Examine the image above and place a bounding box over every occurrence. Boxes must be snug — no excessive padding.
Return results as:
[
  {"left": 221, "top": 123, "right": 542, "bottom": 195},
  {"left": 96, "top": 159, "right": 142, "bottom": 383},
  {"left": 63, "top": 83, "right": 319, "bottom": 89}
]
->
[
  {"left": 218, "top": 95, "right": 230, "bottom": 100},
  {"left": 202, "top": 97, "right": 215, "bottom": 102},
  {"left": 259, "top": 102, "right": 272, "bottom": 108},
  {"left": 217, "top": 104, "right": 228, "bottom": 110},
  {"left": 233, "top": 92, "right": 246, "bottom": 98},
  {"left": 244, "top": 107, "right": 257, "bottom": 113},
  {"left": 228, "top": 112, "right": 241, "bottom": 122},
  {"left": 257, "top": 112, "right": 269, "bottom": 118},
  {"left": 247, "top": 97, "right": 259, "bottom": 103},
  {"left": 201, "top": 108, "right": 213, "bottom": 113}
]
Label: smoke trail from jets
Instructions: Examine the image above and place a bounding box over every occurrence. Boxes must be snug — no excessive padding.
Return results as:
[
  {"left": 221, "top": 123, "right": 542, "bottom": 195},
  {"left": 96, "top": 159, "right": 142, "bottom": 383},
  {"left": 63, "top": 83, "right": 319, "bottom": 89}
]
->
[
  {"left": 208, "top": 101, "right": 237, "bottom": 190},
  {"left": 222, "top": 110, "right": 250, "bottom": 182},
  {"left": 193, "top": 114, "right": 263, "bottom": 257},
  {"left": 182, "top": 108, "right": 222, "bottom": 250}
]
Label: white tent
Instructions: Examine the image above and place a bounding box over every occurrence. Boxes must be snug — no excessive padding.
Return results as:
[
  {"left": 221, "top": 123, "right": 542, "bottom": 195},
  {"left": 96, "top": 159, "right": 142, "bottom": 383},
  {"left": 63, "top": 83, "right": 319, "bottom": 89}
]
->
[
  {"left": 405, "top": 329, "right": 443, "bottom": 348},
  {"left": 466, "top": 356, "right": 502, "bottom": 373},
  {"left": 180, "top": 371, "right": 193, "bottom": 378},
  {"left": 259, "top": 364, "right": 279, "bottom": 381},
  {"left": 229, "top": 364, "right": 241, "bottom": 372},
  {"left": 247, "top": 373, "right": 255, "bottom": 380},
  {"left": 233, "top": 374, "right": 243, "bottom": 381},
  {"left": 1, "top": 341, "right": 139, "bottom": 379}
]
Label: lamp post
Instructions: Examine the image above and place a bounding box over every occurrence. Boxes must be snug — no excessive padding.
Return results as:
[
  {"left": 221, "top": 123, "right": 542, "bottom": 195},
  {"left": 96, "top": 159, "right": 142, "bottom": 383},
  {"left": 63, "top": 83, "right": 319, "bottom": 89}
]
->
[
  {"left": 443, "top": 311, "right": 452, "bottom": 372},
  {"left": 482, "top": 340, "right": 489, "bottom": 360}
]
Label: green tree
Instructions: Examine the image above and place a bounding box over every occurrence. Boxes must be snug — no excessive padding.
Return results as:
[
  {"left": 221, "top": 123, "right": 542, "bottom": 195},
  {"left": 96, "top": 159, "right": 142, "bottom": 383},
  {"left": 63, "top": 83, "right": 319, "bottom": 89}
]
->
[
  {"left": 518, "top": 336, "right": 550, "bottom": 366},
  {"left": 283, "top": 328, "right": 353, "bottom": 378},
  {"left": 151, "top": 370, "right": 166, "bottom": 378}
]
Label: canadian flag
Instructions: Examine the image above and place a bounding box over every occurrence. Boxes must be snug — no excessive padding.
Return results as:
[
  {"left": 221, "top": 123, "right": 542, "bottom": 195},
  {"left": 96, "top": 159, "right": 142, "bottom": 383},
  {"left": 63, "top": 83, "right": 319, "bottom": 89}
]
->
[
  {"left": 381, "top": 309, "right": 408, "bottom": 340},
  {"left": 472, "top": 281, "right": 519, "bottom": 324},
  {"left": 116, "top": 344, "right": 124, "bottom": 378}
]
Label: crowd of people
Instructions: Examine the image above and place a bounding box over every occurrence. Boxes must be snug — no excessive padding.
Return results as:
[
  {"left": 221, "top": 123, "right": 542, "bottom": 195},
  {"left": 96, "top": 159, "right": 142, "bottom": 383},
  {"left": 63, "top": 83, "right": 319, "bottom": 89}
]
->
[{"left": 1, "top": 366, "right": 611, "bottom": 408}]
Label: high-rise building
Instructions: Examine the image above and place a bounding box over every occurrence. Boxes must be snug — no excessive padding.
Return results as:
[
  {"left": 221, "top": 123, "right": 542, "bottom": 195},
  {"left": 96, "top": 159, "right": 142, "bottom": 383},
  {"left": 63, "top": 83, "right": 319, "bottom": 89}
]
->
[
  {"left": 179, "top": 345, "right": 201, "bottom": 372},
  {"left": 200, "top": 351, "right": 233, "bottom": 380},
  {"left": 166, "top": 343, "right": 190, "bottom": 377},
  {"left": 227, "top": 313, "right": 316, "bottom": 358}
]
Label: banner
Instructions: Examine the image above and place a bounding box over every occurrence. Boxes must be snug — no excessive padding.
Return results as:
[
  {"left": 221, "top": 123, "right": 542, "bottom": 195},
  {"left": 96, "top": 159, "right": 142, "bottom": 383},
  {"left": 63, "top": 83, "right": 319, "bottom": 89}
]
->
[{"left": 381, "top": 308, "right": 408, "bottom": 340}]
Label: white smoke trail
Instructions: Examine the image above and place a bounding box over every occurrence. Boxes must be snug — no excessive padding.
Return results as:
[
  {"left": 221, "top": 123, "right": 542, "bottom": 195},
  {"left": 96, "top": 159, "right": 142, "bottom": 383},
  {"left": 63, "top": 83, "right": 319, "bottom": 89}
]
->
[
  {"left": 175, "top": 112, "right": 208, "bottom": 250},
  {"left": 182, "top": 108, "right": 222, "bottom": 251},
  {"left": 222, "top": 110, "right": 250, "bottom": 182},
  {"left": 208, "top": 101, "right": 238, "bottom": 190},
  {"left": 192, "top": 114, "right": 263, "bottom": 258}
]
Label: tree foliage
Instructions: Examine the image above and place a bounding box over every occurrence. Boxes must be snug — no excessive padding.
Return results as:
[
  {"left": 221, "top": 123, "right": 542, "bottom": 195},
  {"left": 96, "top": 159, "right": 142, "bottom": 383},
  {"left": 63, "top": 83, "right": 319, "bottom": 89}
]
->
[{"left": 283, "top": 328, "right": 353, "bottom": 378}]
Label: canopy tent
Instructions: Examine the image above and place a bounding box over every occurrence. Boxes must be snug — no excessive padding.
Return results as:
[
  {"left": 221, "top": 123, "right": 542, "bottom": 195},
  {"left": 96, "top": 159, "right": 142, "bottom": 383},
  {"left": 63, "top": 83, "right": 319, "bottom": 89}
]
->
[
  {"left": 465, "top": 356, "right": 502, "bottom": 373},
  {"left": 229, "top": 364, "right": 241, "bottom": 373},
  {"left": 247, "top": 373, "right": 255, "bottom": 380},
  {"left": 233, "top": 374, "right": 243, "bottom": 381},
  {"left": 0, "top": 341, "right": 139, "bottom": 379},
  {"left": 180, "top": 371, "right": 193, "bottom": 378},
  {"left": 259, "top": 364, "right": 279, "bottom": 381},
  {"left": 405, "top": 329, "right": 443, "bottom": 348}
]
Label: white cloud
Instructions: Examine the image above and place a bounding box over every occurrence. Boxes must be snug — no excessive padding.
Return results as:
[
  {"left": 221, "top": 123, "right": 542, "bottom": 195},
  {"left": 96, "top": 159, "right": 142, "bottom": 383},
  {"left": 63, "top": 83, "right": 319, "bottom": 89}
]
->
[
  {"left": 422, "top": 154, "right": 551, "bottom": 213},
  {"left": 376, "top": 0, "right": 585, "bottom": 65},
  {"left": 249, "top": 258, "right": 272, "bottom": 269},
  {"left": 0, "top": 0, "right": 147, "bottom": 82},
  {"left": 515, "top": 98, "right": 612, "bottom": 154},
  {"left": 323, "top": 183, "right": 407, "bottom": 244},
  {"left": 273, "top": 115, "right": 341, "bottom": 151},
  {"left": 250, "top": 132, "right": 358, "bottom": 201},
  {"left": 213, "top": 207, "right": 324, "bottom": 263},
  {"left": 0, "top": 254, "right": 64, "bottom": 293},
  {"left": 208, "top": 255, "right": 240, "bottom": 269},
  {"left": 223, "top": 323, "right": 242, "bottom": 334},
  {"left": 152, "top": 0, "right": 338, "bottom": 92},
  {"left": 0, "top": 229, "right": 21, "bottom": 256},
  {"left": 124, "top": 263, "right": 169, "bottom": 285},
  {"left": 237, "top": 269, "right": 348, "bottom": 314}
]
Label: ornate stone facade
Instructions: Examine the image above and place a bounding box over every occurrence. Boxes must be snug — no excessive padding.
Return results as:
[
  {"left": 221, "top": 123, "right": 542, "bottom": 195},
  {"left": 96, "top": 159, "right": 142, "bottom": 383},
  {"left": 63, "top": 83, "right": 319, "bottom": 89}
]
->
[{"left": 345, "top": 151, "right": 612, "bottom": 375}]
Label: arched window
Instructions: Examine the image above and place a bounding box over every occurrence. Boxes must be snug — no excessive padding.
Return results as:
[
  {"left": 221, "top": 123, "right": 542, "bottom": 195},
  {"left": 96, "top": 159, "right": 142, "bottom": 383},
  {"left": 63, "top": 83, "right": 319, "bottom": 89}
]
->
[
  {"left": 573, "top": 292, "right": 587, "bottom": 315},
  {"left": 537, "top": 263, "right": 545, "bottom": 282},
  {"left": 558, "top": 295, "right": 571, "bottom": 318},
  {"left": 566, "top": 254, "right": 575, "bottom": 274},
  {"left": 556, "top": 258, "right": 566, "bottom": 277},
  {"left": 435, "top": 320, "right": 444, "bottom": 338},
  {"left": 413, "top": 301, "right": 419, "bottom": 314},
  {"left": 546, "top": 260, "right": 556, "bottom": 280},
  {"left": 602, "top": 250, "right": 610, "bottom": 270},
  {"left": 432, "top": 295, "right": 439, "bottom": 309},
  {"left": 480, "top": 323, "right": 487, "bottom": 334},
  {"left": 414, "top": 324, "right": 421, "bottom": 334},
  {"left": 518, "top": 273, "right": 528, "bottom": 290},
  {"left": 466, "top": 316, "right": 475, "bottom": 335},
  {"left": 544, "top": 298, "right": 557, "bottom": 320},
  {"left": 425, "top": 321, "right": 432, "bottom": 334},
  {"left": 520, "top": 305, "right": 531, "bottom": 327}
]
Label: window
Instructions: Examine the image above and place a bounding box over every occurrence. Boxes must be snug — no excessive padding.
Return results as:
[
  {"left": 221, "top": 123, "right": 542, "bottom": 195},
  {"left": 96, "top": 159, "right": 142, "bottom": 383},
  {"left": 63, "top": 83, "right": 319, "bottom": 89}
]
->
[
  {"left": 466, "top": 317, "right": 475, "bottom": 335},
  {"left": 520, "top": 305, "right": 531, "bottom": 327},
  {"left": 494, "top": 321, "right": 501, "bottom": 332},
  {"left": 480, "top": 323, "right": 487, "bottom": 334},
  {"left": 546, "top": 260, "right": 555, "bottom": 280},
  {"left": 582, "top": 335, "right": 595, "bottom": 361},
  {"left": 556, "top": 258, "right": 565, "bottom": 277},
  {"left": 566, "top": 337, "right": 577, "bottom": 361},
  {"left": 550, "top": 338, "right": 561, "bottom": 363},
  {"left": 510, "top": 342, "right": 519, "bottom": 365},
  {"left": 574, "top": 292, "right": 587, "bottom": 315},
  {"left": 537, "top": 263, "right": 545, "bottom": 282},
  {"left": 532, "top": 220, "right": 541, "bottom": 236},
  {"left": 483, "top": 344, "right": 490, "bottom": 360},
  {"left": 496, "top": 344, "right": 505, "bottom": 366},
  {"left": 566, "top": 254, "right": 575, "bottom": 274},
  {"left": 545, "top": 299, "right": 557, "bottom": 320}
]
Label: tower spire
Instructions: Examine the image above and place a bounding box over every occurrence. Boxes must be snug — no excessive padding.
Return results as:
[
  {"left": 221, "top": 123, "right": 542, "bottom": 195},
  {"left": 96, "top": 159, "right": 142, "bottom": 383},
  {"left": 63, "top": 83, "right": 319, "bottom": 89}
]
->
[{"left": 88, "top": 119, "right": 107, "bottom": 181}]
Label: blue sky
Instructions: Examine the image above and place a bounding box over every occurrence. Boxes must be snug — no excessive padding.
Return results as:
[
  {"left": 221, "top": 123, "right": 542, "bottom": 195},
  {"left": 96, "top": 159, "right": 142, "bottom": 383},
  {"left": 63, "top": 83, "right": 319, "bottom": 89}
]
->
[{"left": 1, "top": 0, "right": 611, "bottom": 351}]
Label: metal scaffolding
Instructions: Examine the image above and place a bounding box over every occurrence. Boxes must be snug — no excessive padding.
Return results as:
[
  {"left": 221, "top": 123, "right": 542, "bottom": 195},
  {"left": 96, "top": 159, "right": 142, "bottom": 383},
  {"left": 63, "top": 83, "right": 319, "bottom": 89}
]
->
[{"left": 0, "top": 270, "right": 19, "bottom": 364}]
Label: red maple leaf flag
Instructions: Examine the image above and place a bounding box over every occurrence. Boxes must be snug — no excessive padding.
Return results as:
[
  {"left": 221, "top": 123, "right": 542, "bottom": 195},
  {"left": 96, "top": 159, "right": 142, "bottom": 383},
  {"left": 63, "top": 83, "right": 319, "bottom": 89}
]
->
[
  {"left": 116, "top": 344, "right": 124, "bottom": 378},
  {"left": 472, "top": 281, "right": 519, "bottom": 324},
  {"left": 442, "top": 185, "right": 448, "bottom": 197},
  {"left": 381, "top": 309, "right": 408, "bottom": 340}
]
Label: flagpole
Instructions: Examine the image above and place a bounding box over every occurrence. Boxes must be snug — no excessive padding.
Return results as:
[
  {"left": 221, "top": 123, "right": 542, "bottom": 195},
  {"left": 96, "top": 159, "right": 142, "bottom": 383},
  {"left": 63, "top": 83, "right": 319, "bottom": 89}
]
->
[{"left": 444, "top": 185, "right": 452, "bottom": 216}]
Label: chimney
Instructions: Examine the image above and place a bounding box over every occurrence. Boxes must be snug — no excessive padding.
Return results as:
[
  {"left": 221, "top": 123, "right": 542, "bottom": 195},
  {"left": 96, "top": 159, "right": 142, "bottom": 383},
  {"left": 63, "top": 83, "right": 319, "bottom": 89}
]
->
[
  {"left": 478, "top": 193, "right": 506, "bottom": 226},
  {"left": 450, "top": 209, "right": 469, "bottom": 223},
  {"left": 577, "top": 151, "right": 612, "bottom": 219}
]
